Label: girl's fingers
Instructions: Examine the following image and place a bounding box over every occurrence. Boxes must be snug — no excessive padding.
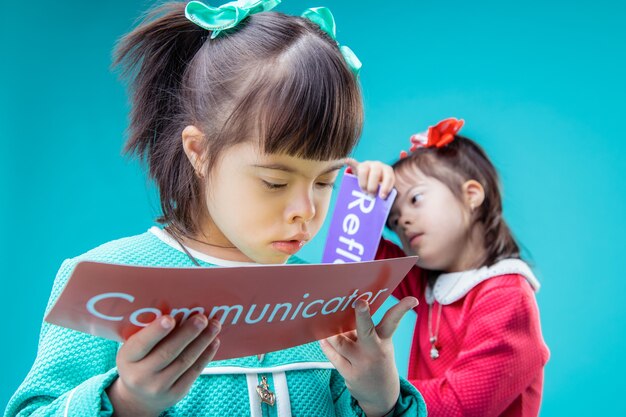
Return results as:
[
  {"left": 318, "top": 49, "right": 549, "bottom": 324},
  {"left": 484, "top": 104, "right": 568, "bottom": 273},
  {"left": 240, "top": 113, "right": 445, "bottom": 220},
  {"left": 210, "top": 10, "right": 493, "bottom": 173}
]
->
[
  {"left": 159, "top": 319, "right": 221, "bottom": 380},
  {"left": 170, "top": 337, "right": 221, "bottom": 396},
  {"left": 344, "top": 157, "right": 359, "bottom": 174},
  {"left": 319, "top": 338, "right": 352, "bottom": 373},
  {"left": 343, "top": 160, "right": 395, "bottom": 199},
  {"left": 376, "top": 297, "right": 418, "bottom": 340},
  {"left": 147, "top": 314, "right": 210, "bottom": 371},
  {"left": 343, "top": 329, "right": 358, "bottom": 342},
  {"left": 366, "top": 165, "right": 383, "bottom": 196},
  {"left": 379, "top": 166, "right": 395, "bottom": 199},
  {"left": 356, "top": 163, "right": 370, "bottom": 192},
  {"left": 353, "top": 300, "right": 378, "bottom": 350},
  {"left": 123, "top": 315, "right": 176, "bottom": 362},
  {"left": 325, "top": 332, "right": 358, "bottom": 359}
]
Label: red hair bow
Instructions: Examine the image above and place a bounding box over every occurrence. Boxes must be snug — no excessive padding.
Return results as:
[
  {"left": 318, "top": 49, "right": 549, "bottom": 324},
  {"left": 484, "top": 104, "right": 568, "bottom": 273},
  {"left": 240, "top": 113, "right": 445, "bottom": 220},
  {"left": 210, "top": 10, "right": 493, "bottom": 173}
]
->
[{"left": 400, "top": 118, "right": 465, "bottom": 159}]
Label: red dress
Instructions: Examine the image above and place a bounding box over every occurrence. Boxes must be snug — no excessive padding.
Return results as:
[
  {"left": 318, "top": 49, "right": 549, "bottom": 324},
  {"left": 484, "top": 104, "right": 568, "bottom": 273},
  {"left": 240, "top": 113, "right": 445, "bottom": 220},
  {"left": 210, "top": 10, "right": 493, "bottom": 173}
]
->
[{"left": 377, "top": 239, "right": 550, "bottom": 417}]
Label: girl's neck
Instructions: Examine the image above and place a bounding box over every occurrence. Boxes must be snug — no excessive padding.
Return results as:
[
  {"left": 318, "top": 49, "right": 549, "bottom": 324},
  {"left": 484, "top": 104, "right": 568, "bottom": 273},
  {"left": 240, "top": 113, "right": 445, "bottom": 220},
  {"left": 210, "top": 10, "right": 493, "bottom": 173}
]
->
[
  {"left": 180, "top": 234, "right": 253, "bottom": 263},
  {"left": 167, "top": 220, "right": 254, "bottom": 263}
]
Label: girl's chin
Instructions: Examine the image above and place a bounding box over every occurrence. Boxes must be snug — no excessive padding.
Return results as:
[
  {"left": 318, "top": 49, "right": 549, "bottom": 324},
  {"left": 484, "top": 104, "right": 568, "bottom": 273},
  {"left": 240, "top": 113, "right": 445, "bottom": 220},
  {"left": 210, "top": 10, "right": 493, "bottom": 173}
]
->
[
  {"left": 403, "top": 247, "right": 417, "bottom": 256},
  {"left": 414, "top": 253, "right": 445, "bottom": 271},
  {"left": 250, "top": 250, "right": 292, "bottom": 265},
  {"left": 402, "top": 245, "right": 420, "bottom": 258}
]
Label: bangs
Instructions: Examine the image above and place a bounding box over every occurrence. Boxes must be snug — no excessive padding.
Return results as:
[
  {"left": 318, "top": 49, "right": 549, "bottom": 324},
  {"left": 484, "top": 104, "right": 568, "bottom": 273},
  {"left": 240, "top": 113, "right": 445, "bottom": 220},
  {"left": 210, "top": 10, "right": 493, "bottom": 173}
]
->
[{"left": 226, "top": 34, "right": 363, "bottom": 161}]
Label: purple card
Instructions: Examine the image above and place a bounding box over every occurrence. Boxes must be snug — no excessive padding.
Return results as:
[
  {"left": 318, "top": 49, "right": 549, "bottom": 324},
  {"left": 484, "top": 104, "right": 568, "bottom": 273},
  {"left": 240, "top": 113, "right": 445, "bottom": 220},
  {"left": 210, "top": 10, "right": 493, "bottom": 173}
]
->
[{"left": 322, "top": 173, "right": 397, "bottom": 263}]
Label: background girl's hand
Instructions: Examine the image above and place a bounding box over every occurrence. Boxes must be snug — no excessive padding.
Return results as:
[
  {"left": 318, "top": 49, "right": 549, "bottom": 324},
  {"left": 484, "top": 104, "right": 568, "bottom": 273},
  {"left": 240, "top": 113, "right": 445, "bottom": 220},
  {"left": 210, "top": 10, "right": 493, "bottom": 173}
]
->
[
  {"left": 106, "top": 314, "right": 221, "bottom": 417},
  {"left": 320, "top": 297, "right": 418, "bottom": 417},
  {"left": 345, "top": 158, "right": 395, "bottom": 199}
]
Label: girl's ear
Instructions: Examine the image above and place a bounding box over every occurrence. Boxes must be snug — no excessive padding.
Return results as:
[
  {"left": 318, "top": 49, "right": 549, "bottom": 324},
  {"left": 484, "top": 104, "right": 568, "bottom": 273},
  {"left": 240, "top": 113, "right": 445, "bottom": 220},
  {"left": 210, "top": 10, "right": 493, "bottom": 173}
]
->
[
  {"left": 182, "top": 125, "right": 205, "bottom": 174},
  {"left": 462, "top": 180, "right": 485, "bottom": 211}
]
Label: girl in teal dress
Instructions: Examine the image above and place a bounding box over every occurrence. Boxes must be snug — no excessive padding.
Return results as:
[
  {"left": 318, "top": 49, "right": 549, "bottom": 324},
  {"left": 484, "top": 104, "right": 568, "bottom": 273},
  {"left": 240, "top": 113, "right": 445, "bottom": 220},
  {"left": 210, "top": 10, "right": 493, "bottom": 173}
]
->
[{"left": 5, "top": 2, "right": 426, "bottom": 417}]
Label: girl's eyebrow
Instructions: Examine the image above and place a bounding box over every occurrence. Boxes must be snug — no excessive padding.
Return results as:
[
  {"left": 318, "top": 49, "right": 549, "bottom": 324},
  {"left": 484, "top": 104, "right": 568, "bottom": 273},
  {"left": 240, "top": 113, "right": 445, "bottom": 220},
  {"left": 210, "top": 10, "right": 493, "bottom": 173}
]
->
[{"left": 253, "top": 162, "right": 345, "bottom": 176}]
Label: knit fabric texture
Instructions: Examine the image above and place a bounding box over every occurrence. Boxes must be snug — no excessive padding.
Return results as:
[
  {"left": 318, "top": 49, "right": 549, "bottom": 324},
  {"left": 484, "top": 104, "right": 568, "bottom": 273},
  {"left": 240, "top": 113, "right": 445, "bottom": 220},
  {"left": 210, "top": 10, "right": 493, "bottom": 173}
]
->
[{"left": 5, "top": 230, "right": 427, "bottom": 417}]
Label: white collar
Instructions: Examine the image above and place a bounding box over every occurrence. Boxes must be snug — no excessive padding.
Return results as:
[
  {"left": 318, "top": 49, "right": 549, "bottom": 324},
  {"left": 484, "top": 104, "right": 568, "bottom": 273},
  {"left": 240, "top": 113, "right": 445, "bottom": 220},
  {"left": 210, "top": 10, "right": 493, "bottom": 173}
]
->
[
  {"left": 425, "top": 258, "right": 540, "bottom": 305},
  {"left": 149, "top": 226, "right": 260, "bottom": 267}
]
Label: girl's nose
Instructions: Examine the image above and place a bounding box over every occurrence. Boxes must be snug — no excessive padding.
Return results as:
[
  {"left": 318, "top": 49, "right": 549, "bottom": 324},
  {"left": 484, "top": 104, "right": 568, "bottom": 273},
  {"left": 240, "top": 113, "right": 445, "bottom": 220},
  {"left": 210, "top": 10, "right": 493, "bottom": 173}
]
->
[
  {"left": 287, "top": 191, "right": 316, "bottom": 224},
  {"left": 399, "top": 213, "right": 413, "bottom": 227}
]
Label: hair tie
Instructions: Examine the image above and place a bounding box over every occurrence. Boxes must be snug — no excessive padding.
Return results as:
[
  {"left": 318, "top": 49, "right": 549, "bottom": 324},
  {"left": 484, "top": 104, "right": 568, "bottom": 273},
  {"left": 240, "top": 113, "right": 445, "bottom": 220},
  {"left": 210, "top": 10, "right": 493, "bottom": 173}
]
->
[
  {"left": 185, "top": 0, "right": 281, "bottom": 39},
  {"left": 399, "top": 118, "right": 465, "bottom": 159},
  {"left": 185, "top": 2, "right": 361, "bottom": 76},
  {"left": 301, "top": 7, "right": 362, "bottom": 76}
]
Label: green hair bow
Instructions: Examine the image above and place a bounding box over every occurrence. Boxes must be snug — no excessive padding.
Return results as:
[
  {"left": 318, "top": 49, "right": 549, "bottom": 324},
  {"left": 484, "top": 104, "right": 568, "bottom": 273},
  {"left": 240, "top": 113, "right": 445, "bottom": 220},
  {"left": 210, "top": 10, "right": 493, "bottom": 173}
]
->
[
  {"left": 185, "top": 1, "right": 361, "bottom": 75},
  {"left": 301, "top": 7, "right": 361, "bottom": 76},
  {"left": 185, "top": 0, "right": 281, "bottom": 39}
]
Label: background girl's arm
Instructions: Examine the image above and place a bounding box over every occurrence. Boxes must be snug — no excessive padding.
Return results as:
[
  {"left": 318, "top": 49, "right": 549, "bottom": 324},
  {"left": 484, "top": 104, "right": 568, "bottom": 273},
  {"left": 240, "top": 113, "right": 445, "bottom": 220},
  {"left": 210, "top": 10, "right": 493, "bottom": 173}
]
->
[
  {"left": 375, "top": 238, "right": 424, "bottom": 301},
  {"left": 409, "top": 283, "right": 549, "bottom": 417}
]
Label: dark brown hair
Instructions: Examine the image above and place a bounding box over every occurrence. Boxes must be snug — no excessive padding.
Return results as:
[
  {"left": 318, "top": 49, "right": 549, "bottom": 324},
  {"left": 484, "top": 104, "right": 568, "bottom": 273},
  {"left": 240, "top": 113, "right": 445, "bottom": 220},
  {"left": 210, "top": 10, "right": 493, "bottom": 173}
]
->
[
  {"left": 393, "top": 135, "right": 520, "bottom": 267},
  {"left": 113, "top": 2, "right": 363, "bottom": 235}
]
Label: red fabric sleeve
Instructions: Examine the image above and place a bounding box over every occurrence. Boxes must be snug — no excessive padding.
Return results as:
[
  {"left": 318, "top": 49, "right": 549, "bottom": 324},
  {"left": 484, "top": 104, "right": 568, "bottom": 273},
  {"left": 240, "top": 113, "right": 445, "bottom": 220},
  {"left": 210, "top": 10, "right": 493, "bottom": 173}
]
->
[
  {"left": 375, "top": 238, "right": 424, "bottom": 300},
  {"left": 409, "top": 283, "right": 549, "bottom": 417}
]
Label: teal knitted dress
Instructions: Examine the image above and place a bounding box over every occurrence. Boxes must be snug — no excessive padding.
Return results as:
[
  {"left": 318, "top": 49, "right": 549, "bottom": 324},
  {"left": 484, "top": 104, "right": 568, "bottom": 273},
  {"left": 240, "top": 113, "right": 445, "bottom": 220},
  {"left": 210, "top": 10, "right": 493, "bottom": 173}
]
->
[{"left": 5, "top": 228, "right": 426, "bottom": 417}]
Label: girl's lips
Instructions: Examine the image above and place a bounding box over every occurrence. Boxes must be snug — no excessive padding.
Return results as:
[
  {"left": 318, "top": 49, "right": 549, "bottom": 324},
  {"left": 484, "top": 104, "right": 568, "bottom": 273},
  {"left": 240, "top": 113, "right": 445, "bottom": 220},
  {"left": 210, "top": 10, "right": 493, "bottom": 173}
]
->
[
  {"left": 272, "top": 240, "right": 306, "bottom": 255},
  {"left": 408, "top": 233, "right": 424, "bottom": 246}
]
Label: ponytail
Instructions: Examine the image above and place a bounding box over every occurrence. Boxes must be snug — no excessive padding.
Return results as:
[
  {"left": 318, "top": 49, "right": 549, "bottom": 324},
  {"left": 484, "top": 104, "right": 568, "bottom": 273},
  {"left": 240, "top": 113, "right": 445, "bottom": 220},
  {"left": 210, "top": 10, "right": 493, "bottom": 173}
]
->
[
  {"left": 479, "top": 188, "right": 521, "bottom": 265},
  {"left": 113, "top": 2, "right": 207, "bottom": 234},
  {"left": 464, "top": 138, "right": 521, "bottom": 265}
]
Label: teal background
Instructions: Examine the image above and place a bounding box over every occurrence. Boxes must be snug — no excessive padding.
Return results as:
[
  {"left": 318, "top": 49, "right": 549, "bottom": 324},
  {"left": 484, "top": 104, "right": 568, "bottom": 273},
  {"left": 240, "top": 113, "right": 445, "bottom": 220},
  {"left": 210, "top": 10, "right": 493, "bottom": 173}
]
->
[{"left": 1, "top": 0, "right": 624, "bottom": 414}]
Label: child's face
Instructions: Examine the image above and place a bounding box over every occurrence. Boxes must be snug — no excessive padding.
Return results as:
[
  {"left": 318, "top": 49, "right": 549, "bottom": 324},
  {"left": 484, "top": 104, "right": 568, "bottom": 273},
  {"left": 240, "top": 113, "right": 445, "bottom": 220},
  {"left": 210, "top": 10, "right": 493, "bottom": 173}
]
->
[
  {"left": 388, "top": 167, "right": 474, "bottom": 272},
  {"left": 199, "top": 142, "right": 344, "bottom": 264}
]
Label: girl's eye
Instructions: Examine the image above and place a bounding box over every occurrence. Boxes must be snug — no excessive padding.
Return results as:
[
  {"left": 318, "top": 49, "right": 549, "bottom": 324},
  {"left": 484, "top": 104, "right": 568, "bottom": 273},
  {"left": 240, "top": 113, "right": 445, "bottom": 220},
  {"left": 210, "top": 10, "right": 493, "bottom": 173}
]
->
[
  {"left": 262, "top": 180, "right": 287, "bottom": 190},
  {"left": 316, "top": 181, "right": 335, "bottom": 190},
  {"left": 411, "top": 192, "right": 423, "bottom": 205}
]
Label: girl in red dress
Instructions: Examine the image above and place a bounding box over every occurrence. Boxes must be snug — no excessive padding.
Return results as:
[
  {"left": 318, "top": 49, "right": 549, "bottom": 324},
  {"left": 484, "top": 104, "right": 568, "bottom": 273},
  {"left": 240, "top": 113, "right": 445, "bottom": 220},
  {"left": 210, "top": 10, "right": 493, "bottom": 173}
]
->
[{"left": 353, "top": 118, "right": 550, "bottom": 417}]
